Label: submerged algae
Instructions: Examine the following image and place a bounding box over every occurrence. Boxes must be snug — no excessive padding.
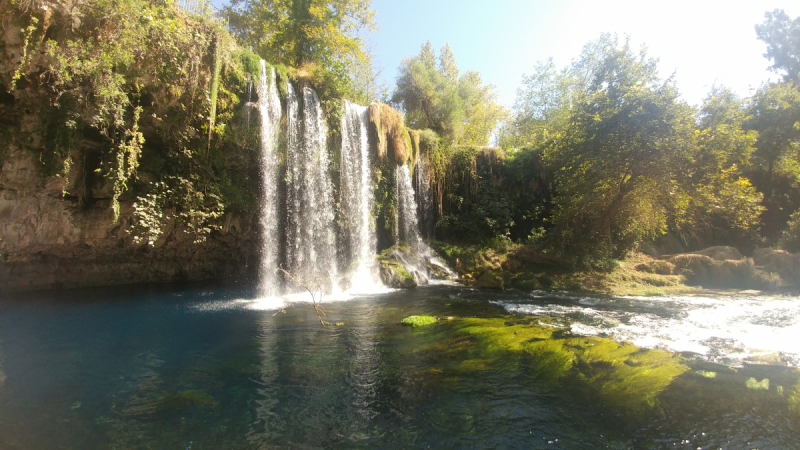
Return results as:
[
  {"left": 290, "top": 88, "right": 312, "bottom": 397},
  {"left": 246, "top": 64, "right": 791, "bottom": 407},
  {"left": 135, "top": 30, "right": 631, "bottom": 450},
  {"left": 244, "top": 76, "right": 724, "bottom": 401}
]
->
[{"left": 414, "top": 317, "right": 689, "bottom": 416}]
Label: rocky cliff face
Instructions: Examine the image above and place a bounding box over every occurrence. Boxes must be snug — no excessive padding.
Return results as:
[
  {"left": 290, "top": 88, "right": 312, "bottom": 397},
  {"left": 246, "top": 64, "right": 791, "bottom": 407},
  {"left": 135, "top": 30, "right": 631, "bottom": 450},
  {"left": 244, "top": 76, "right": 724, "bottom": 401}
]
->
[{"left": 0, "top": 145, "right": 257, "bottom": 293}]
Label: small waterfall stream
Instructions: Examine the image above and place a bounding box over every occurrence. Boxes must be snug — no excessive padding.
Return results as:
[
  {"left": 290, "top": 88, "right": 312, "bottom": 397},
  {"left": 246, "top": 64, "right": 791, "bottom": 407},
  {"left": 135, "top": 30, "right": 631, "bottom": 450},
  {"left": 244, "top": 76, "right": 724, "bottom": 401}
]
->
[
  {"left": 414, "top": 157, "right": 435, "bottom": 240},
  {"left": 394, "top": 165, "right": 454, "bottom": 281},
  {"left": 256, "top": 62, "right": 282, "bottom": 298},
  {"left": 395, "top": 165, "right": 425, "bottom": 256}
]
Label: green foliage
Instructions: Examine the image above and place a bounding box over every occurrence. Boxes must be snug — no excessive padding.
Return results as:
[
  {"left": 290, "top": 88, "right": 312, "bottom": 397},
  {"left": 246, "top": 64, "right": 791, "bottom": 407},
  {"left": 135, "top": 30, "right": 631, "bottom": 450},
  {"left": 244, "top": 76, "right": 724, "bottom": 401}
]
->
[
  {"left": 778, "top": 209, "right": 800, "bottom": 252},
  {"left": 393, "top": 42, "right": 507, "bottom": 145},
  {"left": 2, "top": 0, "right": 258, "bottom": 243},
  {"left": 401, "top": 315, "right": 437, "bottom": 327},
  {"left": 224, "top": 0, "right": 377, "bottom": 104},
  {"left": 670, "top": 86, "right": 764, "bottom": 246},
  {"left": 239, "top": 49, "right": 262, "bottom": 78},
  {"left": 540, "top": 35, "right": 694, "bottom": 266},
  {"left": 755, "top": 9, "right": 800, "bottom": 83},
  {"left": 437, "top": 147, "right": 515, "bottom": 242},
  {"left": 790, "top": 374, "right": 800, "bottom": 416},
  {"left": 131, "top": 182, "right": 169, "bottom": 246}
]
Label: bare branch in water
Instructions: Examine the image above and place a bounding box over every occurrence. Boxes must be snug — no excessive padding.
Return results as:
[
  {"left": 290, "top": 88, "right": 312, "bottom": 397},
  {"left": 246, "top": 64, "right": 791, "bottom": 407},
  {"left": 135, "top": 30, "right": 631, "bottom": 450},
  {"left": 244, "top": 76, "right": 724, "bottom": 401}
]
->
[{"left": 278, "top": 265, "right": 330, "bottom": 326}]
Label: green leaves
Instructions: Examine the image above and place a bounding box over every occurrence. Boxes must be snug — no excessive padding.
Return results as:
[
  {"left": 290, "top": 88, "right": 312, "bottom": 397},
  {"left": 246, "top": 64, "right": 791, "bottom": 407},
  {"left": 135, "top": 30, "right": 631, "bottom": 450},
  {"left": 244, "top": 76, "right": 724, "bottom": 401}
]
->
[
  {"left": 393, "top": 43, "right": 507, "bottom": 146},
  {"left": 755, "top": 9, "right": 800, "bottom": 83}
]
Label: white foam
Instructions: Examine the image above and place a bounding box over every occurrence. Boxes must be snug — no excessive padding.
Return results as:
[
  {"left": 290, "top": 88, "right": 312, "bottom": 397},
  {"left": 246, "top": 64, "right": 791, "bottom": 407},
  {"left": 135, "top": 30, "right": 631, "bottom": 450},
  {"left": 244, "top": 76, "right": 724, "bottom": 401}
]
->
[{"left": 494, "top": 293, "right": 800, "bottom": 367}]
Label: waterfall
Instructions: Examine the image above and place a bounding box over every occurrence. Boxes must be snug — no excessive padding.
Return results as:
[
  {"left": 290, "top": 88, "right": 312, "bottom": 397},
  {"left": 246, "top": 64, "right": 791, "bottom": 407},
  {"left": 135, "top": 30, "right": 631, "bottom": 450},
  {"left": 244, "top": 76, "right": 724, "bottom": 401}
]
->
[
  {"left": 395, "top": 165, "right": 425, "bottom": 256},
  {"left": 284, "top": 84, "right": 338, "bottom": 290},
  {"left": 414, "top": 157, "right": 435, "bottom": 240},
  {"left": 396, "top": 164, "right": 455, "bottom": 281},
  {"left": 257, "top": 62, "right": 282, "bottom": 298},
  {"left": 340, "top": 101, "right": 379, "bottom": 289}
]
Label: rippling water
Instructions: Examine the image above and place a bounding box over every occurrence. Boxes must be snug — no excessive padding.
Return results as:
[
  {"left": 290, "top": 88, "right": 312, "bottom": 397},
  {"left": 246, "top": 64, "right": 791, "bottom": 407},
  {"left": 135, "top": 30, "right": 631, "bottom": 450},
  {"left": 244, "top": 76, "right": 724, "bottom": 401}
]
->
[
  {"left": 0, "top": 283, "right": 798, "bottom": 449},
  {"left": 493, "top": 290, "right": 800, "bottom": 367}
]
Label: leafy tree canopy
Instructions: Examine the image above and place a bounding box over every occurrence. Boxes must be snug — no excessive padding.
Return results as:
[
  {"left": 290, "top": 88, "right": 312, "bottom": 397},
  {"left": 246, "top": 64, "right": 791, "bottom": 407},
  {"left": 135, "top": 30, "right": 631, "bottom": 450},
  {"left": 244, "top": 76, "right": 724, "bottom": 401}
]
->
[
  {"left": 392, "top": 41, "right": 507, "bottom": 146},
  {"left": 755, "top": 9, "right": 800, "bottom": 83},
  {"left": 224, "top": 0, "right": 376, "bottom": 70}
]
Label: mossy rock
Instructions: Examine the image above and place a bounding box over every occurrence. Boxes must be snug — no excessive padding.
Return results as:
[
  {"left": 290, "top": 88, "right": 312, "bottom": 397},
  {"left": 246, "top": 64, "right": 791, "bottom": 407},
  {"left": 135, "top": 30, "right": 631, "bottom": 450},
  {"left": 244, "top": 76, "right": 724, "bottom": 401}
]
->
[
  {"left": 379, "top": 259, "right": 416, "bottom": 288},
  {"left": 425, "top": 261, "right": 452, "bottom": 280},
  {"left": 510, "top": 273, "right": 542, "bottom": 290},
  {"left": 401, "top": 315, "right": 437, "bottom": 327},
  {"left": 473, "top": 269, "right": 511, "bottom": 289}
]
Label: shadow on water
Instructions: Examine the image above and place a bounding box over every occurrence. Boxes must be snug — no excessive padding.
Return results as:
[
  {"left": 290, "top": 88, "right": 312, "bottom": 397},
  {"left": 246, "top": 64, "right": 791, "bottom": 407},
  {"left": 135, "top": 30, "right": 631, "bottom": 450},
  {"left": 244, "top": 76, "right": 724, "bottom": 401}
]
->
[{"left": 0, "top": 283, "right": 798, "bottom": 448}]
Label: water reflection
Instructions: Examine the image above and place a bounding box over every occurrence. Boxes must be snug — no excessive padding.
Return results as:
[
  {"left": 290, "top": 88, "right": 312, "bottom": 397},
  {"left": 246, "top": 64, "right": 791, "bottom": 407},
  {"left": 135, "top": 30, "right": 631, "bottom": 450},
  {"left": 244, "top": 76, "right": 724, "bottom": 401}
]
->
[{"left": 246, "top": 313, "right": 282, "bottom": 445}]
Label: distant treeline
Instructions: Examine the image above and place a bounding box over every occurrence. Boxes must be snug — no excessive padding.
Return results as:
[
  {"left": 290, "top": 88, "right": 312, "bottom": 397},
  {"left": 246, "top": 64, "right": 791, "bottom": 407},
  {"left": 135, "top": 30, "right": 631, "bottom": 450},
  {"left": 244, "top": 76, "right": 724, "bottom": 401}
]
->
[{"left": 392, "top": 11, "right": 800, "bottom": 268}]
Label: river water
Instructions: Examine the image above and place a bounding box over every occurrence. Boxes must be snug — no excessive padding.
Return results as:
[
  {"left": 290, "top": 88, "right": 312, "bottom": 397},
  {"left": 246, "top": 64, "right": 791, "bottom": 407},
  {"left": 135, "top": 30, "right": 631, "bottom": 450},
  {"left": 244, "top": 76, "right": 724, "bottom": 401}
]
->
[{"left": 0, "top": 283, "right": 798, "bottom": 449}]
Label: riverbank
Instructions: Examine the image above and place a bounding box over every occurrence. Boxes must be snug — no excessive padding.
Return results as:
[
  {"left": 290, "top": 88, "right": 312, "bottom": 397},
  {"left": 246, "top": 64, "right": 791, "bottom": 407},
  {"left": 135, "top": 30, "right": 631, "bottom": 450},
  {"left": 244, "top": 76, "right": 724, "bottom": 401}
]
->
[{"left": 434, "top": 241, "right": 797, "bottom": 296}]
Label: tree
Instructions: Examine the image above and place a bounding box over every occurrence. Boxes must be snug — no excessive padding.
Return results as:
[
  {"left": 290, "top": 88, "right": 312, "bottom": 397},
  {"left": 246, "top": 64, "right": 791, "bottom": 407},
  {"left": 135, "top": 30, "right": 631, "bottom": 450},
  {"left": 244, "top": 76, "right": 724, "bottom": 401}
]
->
[
  {"left": 225, "top": 0, "right": 376, "bottom": 71},
  {"left": 746, "top": 82, "right": 800, "bottom": 189},
  {"left": 393, "top": 42, "right": 506, "bottom": 145},
  {"left": 439, "top": 43, "right": 459, "bottom": 82},
  {"left": 755, "top": 9, "right": 800, "bottom": 83},
  {"left": 671, "top": 86, "right": 763, "bottom": 246},
  {"left": 544, "top": 35, "right": 696, "bottom": 266}
]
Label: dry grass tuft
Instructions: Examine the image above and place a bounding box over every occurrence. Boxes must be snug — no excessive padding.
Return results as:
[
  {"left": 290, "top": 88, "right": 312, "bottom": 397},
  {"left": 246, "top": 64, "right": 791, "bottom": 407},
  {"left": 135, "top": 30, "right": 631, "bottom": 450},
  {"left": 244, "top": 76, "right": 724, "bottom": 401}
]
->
[{"left": 369, "top": 102, "right": 410, "bottom": 164}]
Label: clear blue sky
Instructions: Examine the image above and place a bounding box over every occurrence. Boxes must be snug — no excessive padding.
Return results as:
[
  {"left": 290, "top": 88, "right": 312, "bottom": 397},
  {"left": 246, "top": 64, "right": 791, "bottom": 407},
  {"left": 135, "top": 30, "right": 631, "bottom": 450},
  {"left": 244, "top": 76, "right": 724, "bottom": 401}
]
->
[{"left": 367, "top": 0, "right": 799, "bottom": 108}]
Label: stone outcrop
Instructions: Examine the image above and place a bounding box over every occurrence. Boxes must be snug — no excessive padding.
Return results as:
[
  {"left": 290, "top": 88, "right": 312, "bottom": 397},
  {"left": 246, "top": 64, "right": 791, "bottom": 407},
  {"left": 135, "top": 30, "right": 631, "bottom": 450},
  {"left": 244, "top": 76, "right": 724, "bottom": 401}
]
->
[
  {"left": 0, "top": 147, "right": 257, "bottom": 293},
  {"left": 753, "top": 248, "right": 800, "bottom": 283},
  {"left": 663, "top": 248, "right": 778, "bottom": 290}
]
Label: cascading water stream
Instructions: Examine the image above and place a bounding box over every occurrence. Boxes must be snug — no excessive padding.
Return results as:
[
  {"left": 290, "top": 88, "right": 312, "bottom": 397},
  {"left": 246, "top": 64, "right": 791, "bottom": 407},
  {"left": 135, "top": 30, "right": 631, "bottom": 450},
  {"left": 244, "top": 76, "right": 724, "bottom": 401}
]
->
[
  {"left": 414, "top": 157, "right": 435, "bottom": 240},
  {"left": 395, "top": 165, "right": 455, "bottom": 280},
  {"left": 340, "top": 102, "right": 380, "bottom": 290},
  {"left": 395, "top": 165, "right": 425, "bottom": 256},
  {"left": 285, "top": 84, "right": 338, "bottom": 290},
  {"left": 256, "top": 62, "right": 282, "bottom": 298}
]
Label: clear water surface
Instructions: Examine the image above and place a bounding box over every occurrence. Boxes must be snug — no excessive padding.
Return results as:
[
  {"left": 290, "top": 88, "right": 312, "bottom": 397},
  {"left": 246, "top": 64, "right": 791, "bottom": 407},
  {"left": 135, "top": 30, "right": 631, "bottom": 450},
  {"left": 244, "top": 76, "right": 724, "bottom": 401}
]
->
[{"left": 0, "top": 283, "right": 798, "bottom": 449}]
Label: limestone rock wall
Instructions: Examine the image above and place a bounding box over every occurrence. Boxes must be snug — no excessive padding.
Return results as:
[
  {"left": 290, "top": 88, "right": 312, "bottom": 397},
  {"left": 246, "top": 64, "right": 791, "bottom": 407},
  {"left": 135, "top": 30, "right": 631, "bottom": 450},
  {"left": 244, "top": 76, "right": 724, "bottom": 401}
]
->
[{"left": 0, "top": 146, "right": 257, "bottom": 293}]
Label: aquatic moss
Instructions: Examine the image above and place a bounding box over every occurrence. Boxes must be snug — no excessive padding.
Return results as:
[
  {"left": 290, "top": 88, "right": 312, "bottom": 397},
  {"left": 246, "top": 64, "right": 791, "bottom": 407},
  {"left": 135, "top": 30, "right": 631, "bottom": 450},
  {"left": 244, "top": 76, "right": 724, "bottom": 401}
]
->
[
  {"left": 422, "top": 318, "right": 689, "bottom": 416},
  {"left": 746, "top": 377, "right": 770, "bottom": 390},
  {"left": 695, "top": 370, "right": 717, "bottom": 378},
  {"left": 401, "top": 315, "right": 437, "bottom": 327}
]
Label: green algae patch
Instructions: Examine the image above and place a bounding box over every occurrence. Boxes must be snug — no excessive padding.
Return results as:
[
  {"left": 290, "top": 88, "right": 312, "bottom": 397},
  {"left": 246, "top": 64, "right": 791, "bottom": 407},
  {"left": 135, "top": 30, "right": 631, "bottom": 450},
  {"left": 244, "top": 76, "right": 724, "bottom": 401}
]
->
[
  {"left": 401, "top": 315, "right": 437, "bottom": 327},
  {"left": 746, "top": 377, "right": 770, "bottom": 390},
  {"left": 421, "top": 317, "right": 689, "bottom": 417},
  {"left": 695, "top": 370, "right": 717, "bottom": 378}
]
